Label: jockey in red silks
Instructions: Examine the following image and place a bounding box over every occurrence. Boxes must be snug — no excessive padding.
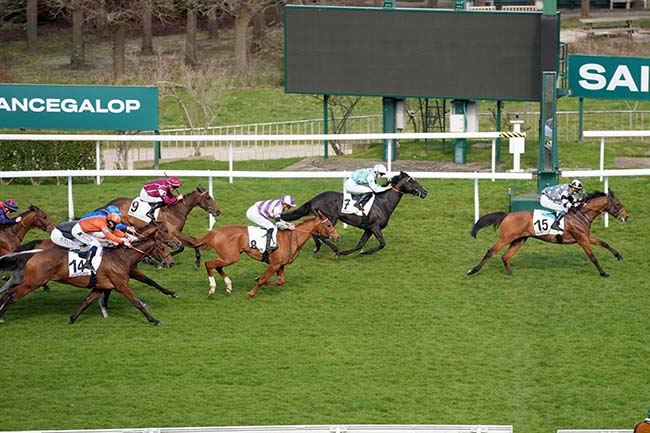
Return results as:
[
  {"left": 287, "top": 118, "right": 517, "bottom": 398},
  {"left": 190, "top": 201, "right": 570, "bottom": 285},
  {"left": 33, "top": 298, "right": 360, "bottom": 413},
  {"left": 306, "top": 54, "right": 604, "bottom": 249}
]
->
[
  {"left": 0, "top": 199, "right": 22, "bottom": 225},
  {"left": 138, "top": 177, "right": 184, "bottom": 222}
]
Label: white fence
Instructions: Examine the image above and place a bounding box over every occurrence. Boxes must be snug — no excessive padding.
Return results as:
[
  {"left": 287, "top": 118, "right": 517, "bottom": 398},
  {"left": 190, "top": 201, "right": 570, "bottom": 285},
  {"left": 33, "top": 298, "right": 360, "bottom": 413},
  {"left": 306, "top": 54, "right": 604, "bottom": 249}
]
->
[{"left": 0, "top": 424, "right": 514, "bottom": 433}]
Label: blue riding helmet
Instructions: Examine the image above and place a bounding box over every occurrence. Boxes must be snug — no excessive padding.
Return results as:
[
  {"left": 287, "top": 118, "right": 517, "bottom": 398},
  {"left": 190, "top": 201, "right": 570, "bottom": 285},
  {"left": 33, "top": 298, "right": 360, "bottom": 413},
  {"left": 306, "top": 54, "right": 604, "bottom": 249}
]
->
[
  {"left": 106, "top": 205, "right": 121, "bottom": 215},
  {"left": 4, "top": 199, "right": 18, "bottom": 212}
]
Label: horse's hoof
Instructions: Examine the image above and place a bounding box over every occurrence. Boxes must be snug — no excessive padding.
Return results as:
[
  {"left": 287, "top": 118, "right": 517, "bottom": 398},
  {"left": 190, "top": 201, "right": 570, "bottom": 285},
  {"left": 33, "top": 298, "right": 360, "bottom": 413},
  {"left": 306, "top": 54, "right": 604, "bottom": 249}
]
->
[
  {"left": 0, "top": 318, "right": 5, "bottom": 324},
  {"left": 153, "top": 321, "right": 165, "bottom": 327},
  {"left": 69, "top": 318, "right": 76, "bottom": 325},
  {"left": 171, "top": 292, "right": 180, "bottom": 299},
  {"left": 600, "top": 272, "right": 610, "bottom": 278},
  {"left": 617, "top": 256, "right": 624, "bottom": 262},
  {"left": 466, "top": 268, "right": 476, "bottom": 275}
]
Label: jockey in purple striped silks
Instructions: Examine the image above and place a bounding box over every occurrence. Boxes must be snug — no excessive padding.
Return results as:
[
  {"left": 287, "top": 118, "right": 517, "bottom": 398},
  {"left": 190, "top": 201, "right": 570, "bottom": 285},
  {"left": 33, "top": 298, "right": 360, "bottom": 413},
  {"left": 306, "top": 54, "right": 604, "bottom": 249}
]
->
[{"left": 246, "top": 195, "right": 296, "bottom": 263}]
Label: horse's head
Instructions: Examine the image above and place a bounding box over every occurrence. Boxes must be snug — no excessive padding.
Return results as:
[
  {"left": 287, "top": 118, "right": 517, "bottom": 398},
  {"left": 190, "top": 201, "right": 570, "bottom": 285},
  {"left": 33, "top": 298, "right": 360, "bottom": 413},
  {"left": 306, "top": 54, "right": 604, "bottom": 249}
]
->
[
  {"left": 389, "top": 172, "right": 428, "bottom": 198},
  {"left": 606, "top": 189, "right": 628, "bottom": 222},
  {"left": 136, "top": 223, "right": 182, "bottom": 267},
  {"left": 312, "top": 209, "right": 340, "bottom": 242},
  {"left": 26, "top": 205, "right": 55, "bottom": 233},
  {"left": 188, "top": 186, "right": 221, "bottom": 218}
]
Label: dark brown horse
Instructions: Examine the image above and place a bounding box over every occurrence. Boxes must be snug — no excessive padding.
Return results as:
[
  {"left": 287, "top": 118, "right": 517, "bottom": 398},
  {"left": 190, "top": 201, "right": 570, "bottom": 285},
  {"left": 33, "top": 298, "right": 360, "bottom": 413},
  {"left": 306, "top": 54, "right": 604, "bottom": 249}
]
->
[
  {"left": 104, "top": 186, "right": 220, "bottom": 266},
  {"left": 0, "top": 205, "right": 54, "bottom": 255},
  {"left": 467, "top": 190, "right": 628, "bottom": 277},
  {"left": 0, "top": 223, "right": 182, "bottom": 325},
  {"left": 180, "top": 211, "right": 339, "bottom": 299}
]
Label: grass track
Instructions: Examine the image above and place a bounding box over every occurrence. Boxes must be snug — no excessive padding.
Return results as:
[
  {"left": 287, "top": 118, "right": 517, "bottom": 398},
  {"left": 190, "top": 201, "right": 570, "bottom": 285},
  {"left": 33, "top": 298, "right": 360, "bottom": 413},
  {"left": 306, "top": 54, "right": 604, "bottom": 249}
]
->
[{"left": 1, "top": 169, "right": 649, "bottom": 433}]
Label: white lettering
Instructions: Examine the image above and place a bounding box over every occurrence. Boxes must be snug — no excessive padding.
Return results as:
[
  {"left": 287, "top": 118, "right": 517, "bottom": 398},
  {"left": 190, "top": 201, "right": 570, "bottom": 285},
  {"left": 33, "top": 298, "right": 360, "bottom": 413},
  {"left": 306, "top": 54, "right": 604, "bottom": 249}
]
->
[
  {"left": 61, "top": 98, "right": 77, "bottom": 113},
  {"left": 29, "top": 98, "right": 45, "bottom": 112},
  {"left": 108, "top": 99, "right": 125, "bottom": 113},
  {"left": 46, "top": 98, "right": 61, "bottom": 113},
  {"left": 642, "top": 66, "right": 649, "bottom": 93},
  {"left": 126, "top": 99, "right": 140, "bottom": 113},
  {"left": 12, "top": 98, "right": 28, "bottom": 111},
  {"left": 95, "top": 99, "right": 108, "bottom": 113},
  {"left": 0, "top": 97, "right": 9, "bottom": 111},
  {"left": 78, "top": 99, "right": 94, "bottom": 113},
  {"left": 607, "top": 65, "right": 638, "bottom": 92},
  {"left": 578, "top": 63, "right": 607, "bottom": 90}
]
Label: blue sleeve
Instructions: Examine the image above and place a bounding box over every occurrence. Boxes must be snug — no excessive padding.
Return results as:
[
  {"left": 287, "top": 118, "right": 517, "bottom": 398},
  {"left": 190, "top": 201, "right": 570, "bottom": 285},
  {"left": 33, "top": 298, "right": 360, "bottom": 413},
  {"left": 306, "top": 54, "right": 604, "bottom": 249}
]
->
[{"left": 0, "top": 211, "right": 16, "bottom": 224}]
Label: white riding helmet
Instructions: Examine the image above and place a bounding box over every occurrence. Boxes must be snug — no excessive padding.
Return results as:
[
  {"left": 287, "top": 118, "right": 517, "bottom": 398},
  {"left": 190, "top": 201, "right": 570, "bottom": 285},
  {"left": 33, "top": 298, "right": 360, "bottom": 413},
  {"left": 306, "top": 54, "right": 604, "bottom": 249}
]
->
[
  {"left": 569, "top": 179, "right": 583, "bottom": 191},
  {"left": 373, "top": 163, "right": 387, "bottom": 176},
  {"left": 282, "top": 195, "right": 296, "bottom": 207}
]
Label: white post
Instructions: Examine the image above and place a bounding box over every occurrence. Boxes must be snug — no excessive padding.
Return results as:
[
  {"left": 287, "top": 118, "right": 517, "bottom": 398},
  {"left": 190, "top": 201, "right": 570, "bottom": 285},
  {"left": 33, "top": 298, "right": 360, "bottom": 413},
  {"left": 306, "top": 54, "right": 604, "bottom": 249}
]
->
[
  {"left": 491, "top": 138, "right": 496, "bottom": 181},
  {"left": 474, "top": 176, "right": 480, "bottom": 222},
  {"left": 387, "top": 139, "right": 393, "bottom": 174},
  {"left": 603, "top": 176, "right": 609, "bottom": 228},
  {"left": 509, "top": 119, "right": 525, "bottom": 173},
  {"left": 208, "top": 174, "right": 215, "bottom": 230},
  {"left": 228, "top": 141, "right": 234, "bottom": 184},
  {"left": 67, "top": 174, "right": 75, "bottom": 221},
  {"left": 95, "top": 140, "right": 101, "bottom": 185},
  {"left": 342, "top": 177, "right": 348, "bottom": 229},
  {"left": 599, "top": 136, "right": 605, "bottom": 181}
]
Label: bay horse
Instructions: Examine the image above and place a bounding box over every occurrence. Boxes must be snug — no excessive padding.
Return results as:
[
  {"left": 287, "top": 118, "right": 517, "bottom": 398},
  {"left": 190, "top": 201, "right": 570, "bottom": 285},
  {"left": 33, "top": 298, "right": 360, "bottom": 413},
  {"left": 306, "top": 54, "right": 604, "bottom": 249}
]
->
[
  {"left": 0, "top": 223, "right": 182, "bottom": 325},
  {"left": 281, "top": 171, "right": 428, "bottom": 256},
  {"left": 104, "top": 186, "right": 221, "bottom": 267},
  {"left": 179, "top": 211, "right": 339, "bottom": 298},
  {"left": 467, "top": 190, "right": 628, "bottom": 277},
  {"left": 0, "top": 205, "right": 55, "bottom": 255}
]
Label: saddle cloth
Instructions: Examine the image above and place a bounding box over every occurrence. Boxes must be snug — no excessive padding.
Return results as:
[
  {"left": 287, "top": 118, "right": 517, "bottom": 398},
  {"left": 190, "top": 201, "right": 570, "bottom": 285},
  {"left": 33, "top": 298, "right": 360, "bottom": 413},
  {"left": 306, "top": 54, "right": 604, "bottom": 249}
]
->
[
  {"left": 68, "top": 247, "right": 104, "bottom": 278},
  {"left": 341, "top": 192, "right": 375, "bottom": 216},
  {"left": 533, "top": 209, "right": 564, "bottom": 236},
  {"left": 128, "top": 197, "right": 160, "bottom": 223},
  {"left": 247, "top": 226, "right": 277, "bottom": 253}
]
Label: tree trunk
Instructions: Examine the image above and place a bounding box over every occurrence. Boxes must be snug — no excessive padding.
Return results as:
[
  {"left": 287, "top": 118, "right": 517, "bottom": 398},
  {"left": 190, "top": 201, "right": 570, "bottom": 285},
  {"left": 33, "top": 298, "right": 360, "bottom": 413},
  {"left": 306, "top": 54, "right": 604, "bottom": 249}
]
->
[
  {"left": 112, "top": 23, "right": 127, "bottom": 79},
  {"left": 26, "top": 0, "right": 38, "bottom": 54},
  {"left": 251, "top": 11, "right": 264, "bottom": 53},
  {"left": 234, "top": 6, "right": 255, "bottom": 75},
  {"left": 70, "top": 8, "right": 85, "bottom": 68},
  {"left": 581, "top": 0, "right": 590, "bottom": 17},
  {"left": 142, "top": 0, "right": 154, "bottom": 55},
  {"left": 207, "top": 6, "right": 219, "bottom": 39},
  {"left": 185, "top": 7, "right": 198, "bottom": 66}
]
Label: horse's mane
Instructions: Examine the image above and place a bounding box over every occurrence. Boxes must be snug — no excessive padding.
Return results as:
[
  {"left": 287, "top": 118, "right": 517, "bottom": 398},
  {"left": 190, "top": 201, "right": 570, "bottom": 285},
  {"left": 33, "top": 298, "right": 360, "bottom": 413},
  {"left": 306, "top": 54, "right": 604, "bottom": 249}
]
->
[
  {"left": 382, "top": 171, "right": 408, "bottom": 189},
  {"left": 583, "top": 190, "right": 607, "bottom": 201}
]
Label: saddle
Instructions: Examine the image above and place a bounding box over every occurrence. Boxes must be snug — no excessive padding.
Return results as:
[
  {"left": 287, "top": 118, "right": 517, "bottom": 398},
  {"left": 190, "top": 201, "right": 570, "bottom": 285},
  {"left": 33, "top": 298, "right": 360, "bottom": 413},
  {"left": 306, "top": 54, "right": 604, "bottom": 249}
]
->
[{"left": 55, "top": 220, "right": 77, "bottom": 240}]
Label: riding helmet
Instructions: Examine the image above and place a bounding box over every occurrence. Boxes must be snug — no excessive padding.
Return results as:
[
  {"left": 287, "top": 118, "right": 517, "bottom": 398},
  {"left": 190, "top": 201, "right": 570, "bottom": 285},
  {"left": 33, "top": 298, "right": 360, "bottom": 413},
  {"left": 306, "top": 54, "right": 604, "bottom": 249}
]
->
[
  {"left": 569, "top": 179, "right": 583, "bottom": 191},
  {"left": 107, "top": 212, "right": 122, "bottom": 225},
  {"left": 106, "top": 205, "right": 121, "bottom": 215},
  {"left": 373, "top": 163, "right": 387, "bottom": 176},
  {"left": 3, "top": 199, "right": 18, "bottom": 212},
  {"left": 282, "top": 195, "right": 296, "bottom": 207},
  {"left": 167, "top": 176, "right": 182, "bottom": 188}
]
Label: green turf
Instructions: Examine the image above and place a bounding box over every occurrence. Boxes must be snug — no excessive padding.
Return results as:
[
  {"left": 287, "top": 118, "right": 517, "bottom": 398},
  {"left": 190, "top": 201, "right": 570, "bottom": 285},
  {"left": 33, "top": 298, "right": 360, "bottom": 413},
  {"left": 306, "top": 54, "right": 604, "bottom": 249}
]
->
[{"left": 1, "top": 164, "right": 648, "bottom": 433}]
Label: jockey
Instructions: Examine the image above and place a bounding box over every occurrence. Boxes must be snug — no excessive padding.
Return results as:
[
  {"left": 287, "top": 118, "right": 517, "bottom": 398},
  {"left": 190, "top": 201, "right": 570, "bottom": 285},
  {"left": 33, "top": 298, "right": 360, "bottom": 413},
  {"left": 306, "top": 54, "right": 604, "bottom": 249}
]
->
[
  {"left": 71, "top": 212, "right": 132, "bottom": 272},
  {"left": 0, "top": 199, "right": 22, "bottom": 225},
  {"left": 139, "top": 177, "right": 184, "bottom": 222},
  {"left": 80, "top": 205, "right": 137, "bottom": 241},
  {"left": 344, "top": 164, "right": 390, "bottom": 211},
  {"left": 540, "top": 179, "right": 584, "bottom": 231},
  {"left": 246, "top": 195, "right": 296, "bottom": 263}
]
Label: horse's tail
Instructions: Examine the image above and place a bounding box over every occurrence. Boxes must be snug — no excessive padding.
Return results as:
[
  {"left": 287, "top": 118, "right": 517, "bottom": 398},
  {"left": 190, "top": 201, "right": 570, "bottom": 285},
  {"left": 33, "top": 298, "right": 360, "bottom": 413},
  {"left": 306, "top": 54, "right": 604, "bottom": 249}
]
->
[
  {"left": 16, "top": 239, "right": 44, "bottom": 252},
  {"left": 281, "top": 200, "right": 314, "bottom": 222},
  {"left": 177, "top": 231, "right": 220, "bottom": 251},
  {"left": 470, "top": 212, "right": 508, "bottom": 238},
  {"left": 0, "top": 250, "right": 38, "bottom": 272}
]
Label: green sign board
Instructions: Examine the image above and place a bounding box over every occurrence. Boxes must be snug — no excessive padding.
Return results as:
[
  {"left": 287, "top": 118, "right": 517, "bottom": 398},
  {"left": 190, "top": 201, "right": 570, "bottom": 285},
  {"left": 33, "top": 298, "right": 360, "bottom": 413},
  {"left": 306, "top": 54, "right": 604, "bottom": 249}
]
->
[
  {"left": 569, "top": 54, "right": 650, "bottom": 100},
  {"left": 0, "top": 83, "right": 158, "bottom": 130}
]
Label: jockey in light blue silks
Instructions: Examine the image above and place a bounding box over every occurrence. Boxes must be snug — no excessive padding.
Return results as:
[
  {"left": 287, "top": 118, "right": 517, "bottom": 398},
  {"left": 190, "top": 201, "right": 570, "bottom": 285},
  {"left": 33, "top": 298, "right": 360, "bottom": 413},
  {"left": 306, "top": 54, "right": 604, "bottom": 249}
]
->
[
  {"left": 540, "top": 179, "right": 584, "bottom": 231},
  {"left": 344, "top": 163, "right": 390, "bottom": 211},
  {"left": 246, "top": 195, "right": 296, "bottom": 263}
]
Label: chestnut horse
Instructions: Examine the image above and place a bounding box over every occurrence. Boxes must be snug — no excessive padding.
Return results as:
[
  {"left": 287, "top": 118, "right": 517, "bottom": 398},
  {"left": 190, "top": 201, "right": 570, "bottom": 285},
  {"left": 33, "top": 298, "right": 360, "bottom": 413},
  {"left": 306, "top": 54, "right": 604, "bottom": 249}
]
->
[
  {"left": 180, "top": 212, "right": 339, "bottom": 298},
  {"left": 104, "top": 186, "right": 220, "bottom": 266},
  {"left": 467, "top": 190, "right": 628, "bottom": 277},
  {"left": 0, "top": 223, "right": 182, "bottom": 325},
  {"left": 0, "top": 205, "right": 55, "bottom": 255}
]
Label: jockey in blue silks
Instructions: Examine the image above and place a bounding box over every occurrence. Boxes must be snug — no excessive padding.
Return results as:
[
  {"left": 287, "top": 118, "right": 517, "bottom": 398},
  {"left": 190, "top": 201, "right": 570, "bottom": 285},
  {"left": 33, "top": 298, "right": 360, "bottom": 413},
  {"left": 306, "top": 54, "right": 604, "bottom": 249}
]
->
[
  {"left": 344, "top": 164, "right": 390, "bottom": 211},
  {"left": 0, "top": 199, "right": 22, "bottom": 225}
]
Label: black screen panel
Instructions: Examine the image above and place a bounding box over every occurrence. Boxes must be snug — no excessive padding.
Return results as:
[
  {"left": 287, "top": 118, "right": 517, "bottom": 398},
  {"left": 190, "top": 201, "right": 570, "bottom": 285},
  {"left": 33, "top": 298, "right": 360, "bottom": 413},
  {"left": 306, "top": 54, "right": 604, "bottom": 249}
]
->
[{"left": 285, "top": 6, "right": 549, "bottom": 101}]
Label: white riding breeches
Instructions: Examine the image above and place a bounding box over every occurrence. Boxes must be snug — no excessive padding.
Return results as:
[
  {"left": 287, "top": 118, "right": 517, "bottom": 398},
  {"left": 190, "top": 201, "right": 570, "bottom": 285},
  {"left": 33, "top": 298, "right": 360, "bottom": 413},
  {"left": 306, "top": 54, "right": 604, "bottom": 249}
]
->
[
  {"left": 139, "top": 188, "right": 163, "bottom": 204},
  {"left": 50, "top": 228, "right": 81, "bottom": 250},
  {"left": 344, "top": 178, "right": 373, "bottom": 195},
  {"left": 71, "top": 223, "right": 108, "bottom": 248},
  {"left": 540, "top": 195, "right": 565, "bottom": 212},
  {"left": 246, "top": 205, "right": 275, "bottom": 230}
]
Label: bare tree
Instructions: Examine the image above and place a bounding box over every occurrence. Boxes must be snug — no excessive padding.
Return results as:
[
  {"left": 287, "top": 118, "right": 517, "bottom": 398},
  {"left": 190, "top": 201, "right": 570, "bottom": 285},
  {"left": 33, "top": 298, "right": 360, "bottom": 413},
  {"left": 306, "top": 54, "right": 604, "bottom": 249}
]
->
[
  {"left": 323, "top": 95, "right": 361, "bottom": 156},
  {"left": 581, "top": 0, "right": 590, "bottom": 18},
  {"left": 142, "top": 0, "right": 154, "bottom": 55},
  {"left": 207, "top": 2, "right": 219, "bottom": 39},
  {"left": 185, "top": 2, "right": 199, "bottom": 65},
  {"left": 27, "top": 0, "right": 38, "bottom": 53},
  {"left": 70, "top": 6, "right": 85, "bottom": 67}
]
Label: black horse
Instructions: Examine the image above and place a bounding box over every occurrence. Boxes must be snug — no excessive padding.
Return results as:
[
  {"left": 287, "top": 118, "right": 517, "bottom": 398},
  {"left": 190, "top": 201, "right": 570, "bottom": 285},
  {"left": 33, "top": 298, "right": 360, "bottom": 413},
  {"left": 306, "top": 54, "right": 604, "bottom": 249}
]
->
[{"left": 281, "top": 171, "right": 428, "bottom": 256}]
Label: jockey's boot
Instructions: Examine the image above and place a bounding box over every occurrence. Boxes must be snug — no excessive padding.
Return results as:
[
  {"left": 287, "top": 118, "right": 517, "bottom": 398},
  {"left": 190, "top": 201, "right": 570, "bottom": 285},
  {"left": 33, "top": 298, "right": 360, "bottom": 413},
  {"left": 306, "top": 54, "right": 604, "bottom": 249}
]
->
[
  {"left": 261, "top": 228, "right": 274, "bottom": 263},
  {"left": 550, "top": 211, "right": 566, "bottom": 231},
  {"left": 146, "top": 203, "right": 161, "bottom": 222},
  {"left": 81, "top": 246, "right": 98, "bottom": 271},
  {"left": 355, "top": 193, "right": 372, "bottom": 211}
]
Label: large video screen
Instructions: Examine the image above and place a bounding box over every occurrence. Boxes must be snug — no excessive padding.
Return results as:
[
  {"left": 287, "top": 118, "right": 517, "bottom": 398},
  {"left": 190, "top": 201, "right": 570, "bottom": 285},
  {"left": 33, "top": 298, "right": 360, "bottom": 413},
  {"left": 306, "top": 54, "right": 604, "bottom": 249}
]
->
[{"left": 285, "top": 6, "right": 557, "bottom": 101}]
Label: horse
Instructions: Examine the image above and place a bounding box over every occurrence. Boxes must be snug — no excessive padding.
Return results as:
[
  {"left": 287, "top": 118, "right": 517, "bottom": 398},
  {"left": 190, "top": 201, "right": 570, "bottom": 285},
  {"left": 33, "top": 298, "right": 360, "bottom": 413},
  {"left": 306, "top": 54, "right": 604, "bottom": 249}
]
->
[
  {"left": 0, "top": 205, "right": 55, "bottom": 255},
  {"left": 467, "top": 190, "right": 629, "bottom": 277},
  {"left": 281, "top": 171, "right": 428, "bottom": 256},
  {"left": 0, "top": 223, "right": 182, "bottom": 325},
  {"left": 179, "top": 211, "right": 339, "bottom": 299},
  {"left": 104, "top": 186, "right": 220, "bottom": 267}
]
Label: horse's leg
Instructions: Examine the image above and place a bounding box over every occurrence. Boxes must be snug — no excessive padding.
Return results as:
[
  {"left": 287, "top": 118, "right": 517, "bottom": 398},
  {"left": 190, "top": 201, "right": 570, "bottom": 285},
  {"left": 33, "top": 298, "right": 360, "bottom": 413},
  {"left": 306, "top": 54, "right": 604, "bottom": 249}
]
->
[
  {"left": 339, "top": 229, "right": 373, "bottom": 256},
  {"left": 589, "top": 235, "right": 623, "bottom": 262},
  {"left": 113, "top": 282, "right": 163, "bottom": 326},
  {"left": 467, "top": 237, "right": 509, "bottom": 275},
  {"left": 575, "top": 235, "right": 609, "bottom": 277},
  {"left": 70, "top": 290, "right": 103, "bottom": 324},
  {"left": 359, "top": 227, "right": 386, "bottom": 255},
  {"left": 312, "top": 234, "right": 322, "bottom": 254},
  {"left": 500, "top": 238, "right": 528, "bottom": 276},
  {"left": 130, "top": 267, "right": 179, "bottom": 298},
  {"left": 313, "top": 234, "right": 340, "bottom": 257},
  {"left": 205, "top": 257, "right": 238, "bottom": 296},
  {"left": 194, "top": 247, "right": 201, "bottom": 268},
  {"left": 0, "top": 282, "right": 36, "bottom": 322},
  {"left": 98, "top": 290, "right": 110, "bottom": 318},
  {"left": 248, "top": 264, "right": 282, "bottom": 299},
  {"left": 257, "top": 265, "right": 286, "bottom": 286}
]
